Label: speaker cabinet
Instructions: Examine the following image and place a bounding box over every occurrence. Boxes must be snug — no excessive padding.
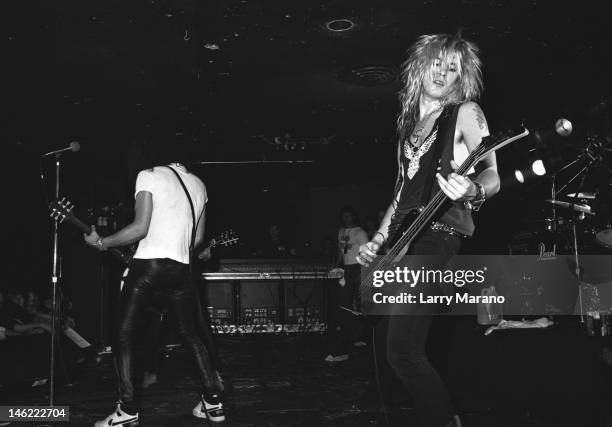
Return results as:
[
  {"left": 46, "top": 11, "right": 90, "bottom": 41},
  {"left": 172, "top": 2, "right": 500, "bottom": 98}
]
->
[
  {"left": 284, "top": 280, "right": 325, "bottom": 324},
  {"left": 202, "top": 281, "right": 234, "bottom": 326},
  {"left": 240, "top": 281, "right": 280, "bottom": 324}
]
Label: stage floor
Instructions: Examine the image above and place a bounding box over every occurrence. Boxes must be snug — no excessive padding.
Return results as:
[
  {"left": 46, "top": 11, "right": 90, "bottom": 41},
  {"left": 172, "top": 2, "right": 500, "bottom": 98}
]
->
[{"left": 3, "top": 329, "right": 610, "bottom": 426}]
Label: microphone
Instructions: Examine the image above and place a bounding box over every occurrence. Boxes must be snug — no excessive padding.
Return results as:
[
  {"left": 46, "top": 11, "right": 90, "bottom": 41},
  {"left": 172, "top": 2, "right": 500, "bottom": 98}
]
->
[{"left": 41, "top": 141, "right": 81, "bottom": 157}]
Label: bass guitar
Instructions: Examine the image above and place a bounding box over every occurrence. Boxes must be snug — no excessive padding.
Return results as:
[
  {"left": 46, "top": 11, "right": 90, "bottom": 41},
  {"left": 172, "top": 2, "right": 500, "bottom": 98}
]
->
[{"left": 360, "top": 127, "right": 530, "bottom": 289}]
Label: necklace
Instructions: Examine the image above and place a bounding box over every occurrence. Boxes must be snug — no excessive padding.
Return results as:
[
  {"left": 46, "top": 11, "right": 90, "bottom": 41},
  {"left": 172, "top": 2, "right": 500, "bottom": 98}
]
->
[
  {"left": 404, "top": 105, "right": 443, "bottom": 179},
  {"left": 410, "top": 105, "right": 443, "bottom": 146}
]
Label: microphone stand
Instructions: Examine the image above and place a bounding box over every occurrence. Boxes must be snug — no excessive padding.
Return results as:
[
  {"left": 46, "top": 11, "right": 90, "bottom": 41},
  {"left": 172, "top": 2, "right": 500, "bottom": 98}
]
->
[{"left": 49, "top": 153, "right": 63, "bottom": 406}]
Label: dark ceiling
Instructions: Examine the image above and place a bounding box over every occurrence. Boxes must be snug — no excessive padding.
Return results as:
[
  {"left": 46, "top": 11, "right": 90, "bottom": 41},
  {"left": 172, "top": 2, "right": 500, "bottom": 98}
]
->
[
  {"left": 5, "top": 0, "right": 612, "bottom": 289},
  {"left": 7, "top": 0, "right": 612, "bottom": 158}
]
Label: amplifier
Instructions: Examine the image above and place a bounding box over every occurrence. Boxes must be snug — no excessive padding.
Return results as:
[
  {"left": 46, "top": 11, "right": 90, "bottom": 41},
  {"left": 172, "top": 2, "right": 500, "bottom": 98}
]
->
[
  {"left": 240, "top": 281, "right": 279, "bottom": 325},
  {"left": 201, "top": 282, "right": 234, "bottom": 327},
  {"left": 200, "top": 260, "right": 338, "bottom": 334},
  {"left": 284, "top": 280, "right": 325, "bottom": 324},
  {"left": 218, "top": 258, "right": 333, "bottom": 273}
]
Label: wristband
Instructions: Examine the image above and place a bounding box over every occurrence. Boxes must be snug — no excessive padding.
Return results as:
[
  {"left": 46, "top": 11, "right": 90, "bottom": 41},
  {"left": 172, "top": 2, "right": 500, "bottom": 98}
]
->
[
  {"left": 374, "top": 231, "right": 386, "bottom": 243},
  {"left": 95, "top": 237, "right": 106, "bottom": 251},
  {"left": 464, "top": 182, "right": 486, "bottom": 211}
]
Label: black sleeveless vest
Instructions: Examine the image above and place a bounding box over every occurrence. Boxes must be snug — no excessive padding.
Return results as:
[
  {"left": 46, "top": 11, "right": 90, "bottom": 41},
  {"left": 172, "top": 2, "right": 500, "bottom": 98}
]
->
[{"left": 392, "top": 103, "right": 475, "bottom": 236}]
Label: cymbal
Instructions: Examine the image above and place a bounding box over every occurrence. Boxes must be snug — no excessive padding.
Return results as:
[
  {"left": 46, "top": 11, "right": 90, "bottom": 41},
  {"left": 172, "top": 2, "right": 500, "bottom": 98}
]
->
[
  {"left": 546, "top": 200, "right": 594, "bottom": 215},
  {"left": 566, "top": 192, "right": 596, "bottom": 199}
]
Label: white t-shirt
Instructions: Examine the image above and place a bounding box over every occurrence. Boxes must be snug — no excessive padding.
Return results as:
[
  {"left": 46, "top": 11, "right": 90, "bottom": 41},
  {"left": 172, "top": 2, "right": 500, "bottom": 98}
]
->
[
  {"left": 133, "top": 164, "right": 207, "bottom": 264},
  {"left": 338, "top": 226, "right": 369, "bottom": 266}
]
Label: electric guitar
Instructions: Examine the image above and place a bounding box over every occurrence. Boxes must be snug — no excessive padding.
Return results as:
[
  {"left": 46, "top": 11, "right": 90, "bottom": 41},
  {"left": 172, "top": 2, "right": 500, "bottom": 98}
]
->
[
  {"left": 197, "top": 229, "right": 240, "bottom": 258},
  {"left": 360, "top": 127, "right": 530, "bottom": 289},
  {"left": 50, "top": 198, "right": 240, "bottom": 266},
  {"left": 119, "top": 229, "right": 239, "bottom": 290},
  {"left": 50, "top": 198, "right": 133, "bottom": 265}
]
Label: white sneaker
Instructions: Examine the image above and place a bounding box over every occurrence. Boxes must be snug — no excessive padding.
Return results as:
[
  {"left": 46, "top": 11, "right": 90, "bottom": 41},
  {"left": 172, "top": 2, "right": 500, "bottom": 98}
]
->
[
  {"left": 193, "top": 395, "right": 225, "bottom": 423},
  {"left": 324, "top": 354, "right": 349, "bottom": 362},
  {"left": 94, "top": 404, "right": 139, "bottom": 427},
  {"left": 353, "top": 341, "right": 367, "bottom": 347}
]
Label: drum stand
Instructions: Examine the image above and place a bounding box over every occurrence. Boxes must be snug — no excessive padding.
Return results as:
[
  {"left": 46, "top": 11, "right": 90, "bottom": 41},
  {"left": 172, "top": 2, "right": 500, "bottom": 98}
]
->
[
  {"left": 549, "top": 142, "right": 604, "bottom": 323},
  {"left": 569, "top": 218, "right": 585, "bottom": 322}
]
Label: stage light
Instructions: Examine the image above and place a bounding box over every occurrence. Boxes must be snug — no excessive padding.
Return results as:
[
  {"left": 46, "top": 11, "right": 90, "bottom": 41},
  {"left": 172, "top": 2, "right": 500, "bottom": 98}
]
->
[
  {"left": 514, "top": 158, "right": 545, "bottom": 183},
  {"left": 532, "top": 159, "right": 546, "bottom": 176},
  {"left": 513, "top": 145, "right": 547, "bottom": 184},
  {"left": 514, "top": 169, "right": 525, "bottom": 184}
]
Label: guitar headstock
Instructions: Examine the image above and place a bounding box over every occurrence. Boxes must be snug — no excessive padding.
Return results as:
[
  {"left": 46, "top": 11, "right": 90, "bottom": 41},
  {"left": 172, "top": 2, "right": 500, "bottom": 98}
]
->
[
  {"left": 49, "top": 197, "right": 75, "bottom": 223},
  {"left": 454, "top": 127, "right": 530, "bottom": 178},
  {"left": 473, "top": 127, "right": 530, "bottom": 164},
  {"left": 210, "top": 229, "right": 240, "bottom": 248}
]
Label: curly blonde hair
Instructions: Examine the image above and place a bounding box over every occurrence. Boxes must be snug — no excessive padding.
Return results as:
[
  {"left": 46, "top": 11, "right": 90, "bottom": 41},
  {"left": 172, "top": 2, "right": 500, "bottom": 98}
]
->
[{"left": 397, "top": 33, "right": 483, "bottom": 139}]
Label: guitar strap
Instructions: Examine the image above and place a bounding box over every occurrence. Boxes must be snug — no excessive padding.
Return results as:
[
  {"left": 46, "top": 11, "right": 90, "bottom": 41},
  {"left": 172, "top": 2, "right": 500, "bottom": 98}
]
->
[
  {"left": 166, "top": 165, "right": 197, "bottom": 270},
  {"left": 419, "top": 103, "right": 461, "bottom": 207}
]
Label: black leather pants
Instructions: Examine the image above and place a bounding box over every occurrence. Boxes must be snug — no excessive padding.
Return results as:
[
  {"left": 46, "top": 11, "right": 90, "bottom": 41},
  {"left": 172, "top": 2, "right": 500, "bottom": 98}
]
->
[{"left": 115, "top": 258, "right": 223, "bottom": 410}]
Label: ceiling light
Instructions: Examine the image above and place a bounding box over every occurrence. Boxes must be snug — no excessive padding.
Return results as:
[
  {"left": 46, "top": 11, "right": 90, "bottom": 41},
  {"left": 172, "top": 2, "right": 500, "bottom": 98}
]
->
[{"left": 325, "top": 19, "right": 355, "bottom": 32}]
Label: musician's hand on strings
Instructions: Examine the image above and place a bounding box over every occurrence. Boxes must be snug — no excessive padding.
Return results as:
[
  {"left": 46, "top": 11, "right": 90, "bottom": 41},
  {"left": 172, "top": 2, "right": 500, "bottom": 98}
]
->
[
  {"left": 436, "top": 160, "right": 477, "bottom": 201},
  {"left": 356, "top": 241, "right": 380, "bottom": 267}
]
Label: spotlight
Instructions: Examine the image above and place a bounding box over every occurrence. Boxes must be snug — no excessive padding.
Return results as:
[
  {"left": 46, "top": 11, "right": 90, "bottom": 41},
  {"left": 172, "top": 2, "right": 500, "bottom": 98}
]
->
[
  {"left": 514, "top": 149, "right": 546, "bottom": 183},
  {"left": 531, "top": 159, "right": 546, "bottom": 176},
  {"left": 514, "top": 169, "right": 525, "bottom": 184}
]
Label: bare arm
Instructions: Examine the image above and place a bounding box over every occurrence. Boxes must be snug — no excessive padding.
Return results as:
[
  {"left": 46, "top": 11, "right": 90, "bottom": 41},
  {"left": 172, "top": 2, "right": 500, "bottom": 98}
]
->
[
  {"left": 459, "top": 102, "right": 500, "bottom": 198},
  {"left": 436, "top": 102, "right": 500, "bottom": 201},
  {"left": 373, "top": 138, "right": 404, "bottom": 246},
  {"left": 374, "top": 202, "right": 397, "bottom": 246},
  {"left": 356, "top": 145, "right": 402, "bottom": 265},
  {"left": 84, "top": 191, "right": 153, "bottom": 250},
  {"left": 194, "top": 208, "right": 206, "bottom": 249}
]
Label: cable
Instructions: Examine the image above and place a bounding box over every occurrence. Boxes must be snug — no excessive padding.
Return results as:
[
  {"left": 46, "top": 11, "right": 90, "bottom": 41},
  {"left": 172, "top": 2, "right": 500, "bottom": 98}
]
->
[{"left": 372, "top": 323, "right": 392, "bottom": 427}]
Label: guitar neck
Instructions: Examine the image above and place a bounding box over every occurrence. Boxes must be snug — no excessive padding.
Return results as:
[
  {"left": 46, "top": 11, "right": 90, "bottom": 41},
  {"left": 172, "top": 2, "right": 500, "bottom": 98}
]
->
[
  {"left": 64, "top": 214, "right": 92, "bottom": 234},
  {"left": 380, "top": 130, "right": 529, "bottom": 267},
  {"left": 64, "top": 214, "right": 131, "bottom": 265},
  {"left": 388, "top": 154, "right": 476, "bottom": 251}
]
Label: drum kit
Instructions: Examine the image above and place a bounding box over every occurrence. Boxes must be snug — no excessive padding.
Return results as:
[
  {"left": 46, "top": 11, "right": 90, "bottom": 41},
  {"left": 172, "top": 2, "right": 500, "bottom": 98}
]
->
[
  {"left": 508, "top": 110, "right": 612, "bottom": 332},
  {"left": 545, "top": 190, "right": 611, "bottom": 253}
]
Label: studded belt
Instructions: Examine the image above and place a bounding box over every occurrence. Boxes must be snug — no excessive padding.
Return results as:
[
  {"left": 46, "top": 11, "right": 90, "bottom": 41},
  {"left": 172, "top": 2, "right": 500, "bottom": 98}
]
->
[{"left": 430, "top": 221, "right": 466, "bottom": 238}]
